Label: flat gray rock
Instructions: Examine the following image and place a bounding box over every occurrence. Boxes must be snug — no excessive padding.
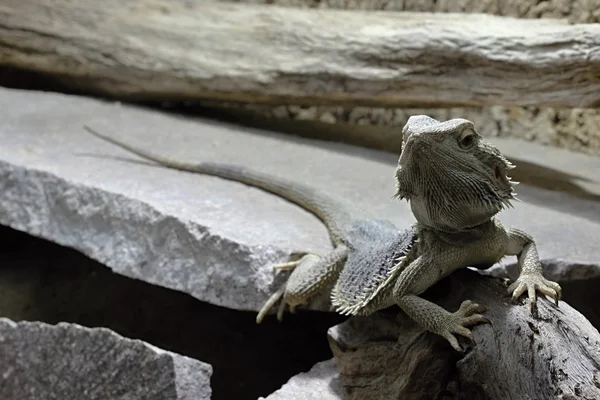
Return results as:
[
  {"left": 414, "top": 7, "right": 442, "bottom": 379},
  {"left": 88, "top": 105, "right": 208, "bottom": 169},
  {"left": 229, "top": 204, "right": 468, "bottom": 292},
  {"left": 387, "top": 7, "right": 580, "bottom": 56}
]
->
[
  {"left": 0, "top": 87, "right": 599, "bottom": 312},
  {"left": 261, "top": 359, "right": 341, "bottom": 400},
  {"left": 0, "top": 318, "right": 212, "bottom": 400}
]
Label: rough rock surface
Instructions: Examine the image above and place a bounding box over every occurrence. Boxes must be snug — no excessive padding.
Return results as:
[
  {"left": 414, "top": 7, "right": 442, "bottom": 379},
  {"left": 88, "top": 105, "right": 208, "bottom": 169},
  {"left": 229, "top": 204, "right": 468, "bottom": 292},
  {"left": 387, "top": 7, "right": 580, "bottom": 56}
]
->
[
  {"left": 234, "top": 103, "right": 600, "bottom": 157},
  {"left": 0, "top": 318, "right": 212, "bottom": 400},
  {"left": 327, "top": 270, "right": 600, "bottom": 400},
  {"left": 223, "top": 0, "right": 600, "bottom": 23},
  {"left": 0, "top": 87, "right": 599, "bottom": 313},
  {"left": 0, "top": 224, "right": 346, "bottom": 400},
  {"left": 261, "top": 359, "right": 342, "bottom": 400},
  {"left": 219, "top": 0, "right": 600, "bottom": 156}
]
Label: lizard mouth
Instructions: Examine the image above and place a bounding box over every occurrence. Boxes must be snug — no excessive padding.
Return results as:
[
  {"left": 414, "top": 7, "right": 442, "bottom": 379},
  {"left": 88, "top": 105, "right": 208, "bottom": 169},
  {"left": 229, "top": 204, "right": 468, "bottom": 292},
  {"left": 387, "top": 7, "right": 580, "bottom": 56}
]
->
[
  {"left": 492, "top": 164, "right": 518, "bottom": 209},
  {"left": 494, "top": 166, "right": 502, "bottom": 180},
  {"left": 493, "top": 165, "right": 512, "bottom": 188}
]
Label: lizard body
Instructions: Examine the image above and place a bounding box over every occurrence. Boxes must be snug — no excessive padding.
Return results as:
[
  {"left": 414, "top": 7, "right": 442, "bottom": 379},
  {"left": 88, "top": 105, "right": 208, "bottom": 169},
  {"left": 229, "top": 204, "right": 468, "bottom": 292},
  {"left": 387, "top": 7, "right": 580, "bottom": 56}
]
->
[{"left": 84, "top": 116, "right": 561, "bottom": 351}]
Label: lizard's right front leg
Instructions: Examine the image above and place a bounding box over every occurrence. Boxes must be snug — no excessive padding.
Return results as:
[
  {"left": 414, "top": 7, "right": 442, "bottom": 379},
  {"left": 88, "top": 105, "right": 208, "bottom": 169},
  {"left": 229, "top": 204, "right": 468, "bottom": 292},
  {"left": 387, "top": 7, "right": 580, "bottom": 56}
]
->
[
  {"left": 392, "top": 255, "right": 489, "bottom": 351},
  {"left": 256, "top": 245, "right": 348, "bottom": 323}
]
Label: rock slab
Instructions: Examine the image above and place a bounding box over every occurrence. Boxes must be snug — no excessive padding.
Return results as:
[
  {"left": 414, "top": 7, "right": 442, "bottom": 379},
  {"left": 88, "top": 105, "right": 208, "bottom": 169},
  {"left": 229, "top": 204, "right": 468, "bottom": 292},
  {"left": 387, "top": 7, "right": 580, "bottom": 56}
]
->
[
  {"left": 261, "top": 359, "right": 342, "bottom": 400},
  {"left": 0, "top": 87, "right": 599, "bottom": 313},
  {"left": 0, "top": 318, "right": 212, "bottom": 400}
]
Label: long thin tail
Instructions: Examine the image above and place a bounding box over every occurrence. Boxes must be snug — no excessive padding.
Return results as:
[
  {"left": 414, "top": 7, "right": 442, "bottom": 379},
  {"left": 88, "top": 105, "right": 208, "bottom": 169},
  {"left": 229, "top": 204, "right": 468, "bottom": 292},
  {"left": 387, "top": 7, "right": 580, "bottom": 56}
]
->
[{"left": 83, "top": 125, "right": 352, "bottom": 244}]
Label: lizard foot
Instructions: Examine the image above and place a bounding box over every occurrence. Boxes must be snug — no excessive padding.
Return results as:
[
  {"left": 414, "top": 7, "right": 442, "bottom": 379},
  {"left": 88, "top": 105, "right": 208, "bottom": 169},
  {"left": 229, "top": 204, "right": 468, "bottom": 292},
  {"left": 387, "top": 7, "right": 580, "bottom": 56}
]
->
[
  {"left": 256, "top": 248, "right": 346, "bottom": 324},
  {"left": 256, "top": 284, "right": 286, "bottom": 324},
  {"left": 508, "top": 273, "right": 562, "bottom": 313},
  {"left": 255, "top": 254, "right": 318, "bottom": 324},
  {"left": 435, "top": 300, "right": 489, "bottom": 352},
  {"left": 255, "top": 286, "right": 305, "bottom": 324}
]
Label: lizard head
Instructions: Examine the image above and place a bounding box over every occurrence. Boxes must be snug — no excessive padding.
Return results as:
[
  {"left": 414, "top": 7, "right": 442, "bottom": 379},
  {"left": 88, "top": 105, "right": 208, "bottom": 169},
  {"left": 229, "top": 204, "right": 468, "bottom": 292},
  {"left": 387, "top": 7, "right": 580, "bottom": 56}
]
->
[{"left": 393, "top": 115, "right": 517, "bottom": 232}]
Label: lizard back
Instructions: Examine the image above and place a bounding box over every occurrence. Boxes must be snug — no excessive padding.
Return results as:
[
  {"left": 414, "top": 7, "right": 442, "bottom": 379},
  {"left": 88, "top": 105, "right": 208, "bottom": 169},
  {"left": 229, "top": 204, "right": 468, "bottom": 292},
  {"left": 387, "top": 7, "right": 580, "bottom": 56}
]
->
[{"left": 331, "top": 220, "right": 417, "bottom": 316}]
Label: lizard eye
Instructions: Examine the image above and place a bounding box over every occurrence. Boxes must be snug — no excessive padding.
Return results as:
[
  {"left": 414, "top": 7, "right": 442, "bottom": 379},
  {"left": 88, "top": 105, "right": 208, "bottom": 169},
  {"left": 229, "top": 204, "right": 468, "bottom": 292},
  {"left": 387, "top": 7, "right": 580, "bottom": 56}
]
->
[{"left": 458, "top": 129, "right": 476, "bottom": 150}]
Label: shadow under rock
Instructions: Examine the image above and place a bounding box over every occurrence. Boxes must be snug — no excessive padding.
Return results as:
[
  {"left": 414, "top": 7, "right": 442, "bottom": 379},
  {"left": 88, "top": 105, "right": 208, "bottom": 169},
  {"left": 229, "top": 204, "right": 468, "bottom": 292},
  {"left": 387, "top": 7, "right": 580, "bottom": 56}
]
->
[
  {"left": 558, "top": 279, "right": 600, "bottom": 330},
  {"left": 0, "top": 225, "right": 346, "bottom": 400}
]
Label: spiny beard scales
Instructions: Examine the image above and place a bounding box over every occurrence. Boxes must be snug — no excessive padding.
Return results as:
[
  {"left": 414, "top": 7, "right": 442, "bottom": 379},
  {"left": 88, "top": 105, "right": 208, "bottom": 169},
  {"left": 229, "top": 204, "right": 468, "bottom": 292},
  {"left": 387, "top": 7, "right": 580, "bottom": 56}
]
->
[
  {"left": 425, "top": 168, "right": 505, "bottom": 225},
  {"left": 396, "top": 148, "right": 515, "bottom": 231}
]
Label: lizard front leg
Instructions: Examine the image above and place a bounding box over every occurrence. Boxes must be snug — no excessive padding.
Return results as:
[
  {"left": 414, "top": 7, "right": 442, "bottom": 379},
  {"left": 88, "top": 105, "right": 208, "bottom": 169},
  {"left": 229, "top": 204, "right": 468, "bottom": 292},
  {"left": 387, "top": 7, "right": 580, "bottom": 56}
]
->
[
  {"left": 505, "top": 229, "right": 562, "bottom": 312},
  {"left": 393, "top": 255, "right": 489, "bottom": 351},
  {"left": 256, "top": 245, "right": 348, "bottom": 323}
]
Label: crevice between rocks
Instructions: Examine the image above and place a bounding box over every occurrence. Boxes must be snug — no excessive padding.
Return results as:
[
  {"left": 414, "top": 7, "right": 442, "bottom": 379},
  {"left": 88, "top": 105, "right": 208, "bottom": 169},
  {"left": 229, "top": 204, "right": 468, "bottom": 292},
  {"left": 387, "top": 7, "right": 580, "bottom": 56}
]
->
[{"left": 0, "top": 224, "right": 346, "bottom": 400}]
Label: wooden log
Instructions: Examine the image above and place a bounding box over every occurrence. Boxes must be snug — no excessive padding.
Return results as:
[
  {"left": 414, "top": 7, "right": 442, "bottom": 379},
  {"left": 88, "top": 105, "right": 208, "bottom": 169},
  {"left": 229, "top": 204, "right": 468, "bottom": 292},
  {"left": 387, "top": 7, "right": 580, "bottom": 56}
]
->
[
  {"left": 1, "top": 0, "right": 600, "bottom": 108},
  {"left": 328, "top": 269, "right": 600, "bottom": 399}
]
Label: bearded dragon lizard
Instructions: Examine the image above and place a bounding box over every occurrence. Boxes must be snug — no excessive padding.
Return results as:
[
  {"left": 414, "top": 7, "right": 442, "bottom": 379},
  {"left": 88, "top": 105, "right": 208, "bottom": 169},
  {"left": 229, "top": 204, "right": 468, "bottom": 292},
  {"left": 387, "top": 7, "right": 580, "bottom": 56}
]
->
[{"left": 83, "top": 115, "right": 561, "bottom": 351}]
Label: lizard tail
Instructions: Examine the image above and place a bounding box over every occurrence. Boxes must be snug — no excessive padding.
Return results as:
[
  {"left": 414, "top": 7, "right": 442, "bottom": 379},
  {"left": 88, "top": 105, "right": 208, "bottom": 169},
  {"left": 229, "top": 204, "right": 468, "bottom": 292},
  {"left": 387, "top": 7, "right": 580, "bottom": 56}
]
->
[{"left": 83, "top": 126, "right": 351, "bottom": 243}]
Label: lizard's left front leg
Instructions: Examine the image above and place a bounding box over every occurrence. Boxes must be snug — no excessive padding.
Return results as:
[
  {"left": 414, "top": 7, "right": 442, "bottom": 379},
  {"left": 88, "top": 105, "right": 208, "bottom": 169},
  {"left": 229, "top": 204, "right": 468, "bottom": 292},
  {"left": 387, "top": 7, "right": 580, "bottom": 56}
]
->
[
  {"left": 392, "top": 255, "right": 489, "bottom": 351},
  {"left": 505, "top": 228, "right": 562, "bottom": 312}
]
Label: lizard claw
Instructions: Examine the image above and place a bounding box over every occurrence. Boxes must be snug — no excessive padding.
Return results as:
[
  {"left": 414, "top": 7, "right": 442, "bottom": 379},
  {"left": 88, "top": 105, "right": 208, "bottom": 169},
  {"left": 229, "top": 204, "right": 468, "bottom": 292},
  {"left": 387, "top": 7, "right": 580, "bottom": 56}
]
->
[
  {"left": 507, "top": 273, "right": 562, "bottom": 312},
  {"left": 256, "top": 284, "right": 287, "bottom": 324},
  {"left": 256, "top": 288, "right": 303, "bottom": 323},
  {"left": 256, "top": 255, "right": 313, "bottom": 323},
  {"left": 272, "top": 253, "right": 313, "bottom": 271},
  {"left": 256, "top": 252, "right": 330, "bottom": 324},
  {"left": 272, "top": 259, "right": 302, "bottom": 271},
  {"left": 436, "top": 300, "right": 490, "bottom": 352}
]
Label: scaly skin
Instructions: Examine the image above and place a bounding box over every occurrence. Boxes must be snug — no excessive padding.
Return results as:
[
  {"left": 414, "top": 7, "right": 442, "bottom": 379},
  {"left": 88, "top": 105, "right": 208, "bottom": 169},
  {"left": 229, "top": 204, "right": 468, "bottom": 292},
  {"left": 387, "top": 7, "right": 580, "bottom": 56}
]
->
[
  {"left": 83, "top": 125, "right": 363, "bottom": 322},
  {"left": 83, "top": 117, "right": 562, "bottom": 352},
  {"left": 384, "top": 116, "right": 562, "bottom": 349}
]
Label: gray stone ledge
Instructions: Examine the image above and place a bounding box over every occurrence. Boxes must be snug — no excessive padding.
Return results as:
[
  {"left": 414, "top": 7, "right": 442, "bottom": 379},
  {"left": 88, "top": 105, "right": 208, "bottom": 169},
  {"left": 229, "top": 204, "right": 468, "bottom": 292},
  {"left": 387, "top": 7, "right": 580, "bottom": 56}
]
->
[
  {"left": 0, "top": 87, "right": 599, "bottom": 313},
  {"left": 261, "top": 359, "right": 341, "bottom": 400},
  {"left": 0, "top": 318, "right": 212, "bottom": 400}
]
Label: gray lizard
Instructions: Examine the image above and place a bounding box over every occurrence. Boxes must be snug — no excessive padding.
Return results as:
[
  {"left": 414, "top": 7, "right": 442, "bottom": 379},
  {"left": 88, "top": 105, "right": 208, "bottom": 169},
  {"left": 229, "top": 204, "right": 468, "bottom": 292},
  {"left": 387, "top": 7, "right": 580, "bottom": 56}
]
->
[{"left": 83, "top": 115, "right": 562, "bottom": 351}]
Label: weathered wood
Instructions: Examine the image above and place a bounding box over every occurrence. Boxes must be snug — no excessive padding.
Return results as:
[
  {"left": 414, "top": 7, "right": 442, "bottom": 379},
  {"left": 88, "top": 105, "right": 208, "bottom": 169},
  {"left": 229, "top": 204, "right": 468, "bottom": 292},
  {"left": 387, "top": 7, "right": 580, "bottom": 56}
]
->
[
  {"left": 1, "top": 0, "right": 600, "bottom": 108},
  {"left": 328, "top": 269, "right": 600, "bottom": 400}
]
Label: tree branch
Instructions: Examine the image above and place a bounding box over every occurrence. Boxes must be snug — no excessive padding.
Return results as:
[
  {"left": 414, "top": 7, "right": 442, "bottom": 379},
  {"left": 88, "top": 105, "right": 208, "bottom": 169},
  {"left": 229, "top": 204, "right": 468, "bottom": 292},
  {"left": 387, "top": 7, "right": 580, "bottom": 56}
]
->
[{"left": 1, "top": 0, "right": 600, "bottom": 108}]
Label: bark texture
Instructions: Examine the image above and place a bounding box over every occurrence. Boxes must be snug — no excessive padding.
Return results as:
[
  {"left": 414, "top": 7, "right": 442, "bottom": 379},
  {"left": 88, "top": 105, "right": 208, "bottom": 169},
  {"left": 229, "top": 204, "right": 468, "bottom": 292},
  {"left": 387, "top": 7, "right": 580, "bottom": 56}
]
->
[
  {"left": 328, "top": 269, "right": 600, "bottom": 400},
  {"left": 2, "top": 0, "right": 600, "bottom": 108}
]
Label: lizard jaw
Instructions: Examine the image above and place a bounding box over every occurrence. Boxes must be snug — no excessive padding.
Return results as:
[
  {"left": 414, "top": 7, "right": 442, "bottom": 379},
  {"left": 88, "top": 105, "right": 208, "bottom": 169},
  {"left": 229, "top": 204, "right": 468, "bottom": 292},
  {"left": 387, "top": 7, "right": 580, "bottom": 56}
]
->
[{"left": 395, "top": 115, "right": 518, "bottom": 231}]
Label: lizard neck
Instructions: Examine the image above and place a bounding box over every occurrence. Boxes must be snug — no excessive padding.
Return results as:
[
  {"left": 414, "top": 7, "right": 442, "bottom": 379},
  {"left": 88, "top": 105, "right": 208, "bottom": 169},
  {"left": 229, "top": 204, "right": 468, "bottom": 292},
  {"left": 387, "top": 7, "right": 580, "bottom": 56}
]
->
[{"left": 421, "top": 219, "right": 496, "bottom": 246}]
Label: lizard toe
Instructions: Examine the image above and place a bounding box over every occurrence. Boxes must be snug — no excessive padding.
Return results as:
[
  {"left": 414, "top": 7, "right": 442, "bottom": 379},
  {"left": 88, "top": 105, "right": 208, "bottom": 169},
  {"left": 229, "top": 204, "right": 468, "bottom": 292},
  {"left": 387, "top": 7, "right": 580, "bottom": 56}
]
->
[
  {"left": 457, "top": 299, "right": 486, "bottom": 315},
  {"left": 272, "top": 253, "right": 314, "bottom": 271},
  {"left": 541, "top": 279, "right": 562, "bottom": 303},
  {"left": 436, "top": 300, "right": 488, "bottom": 351},
  {"left": 452, "top": 325, "right": 473, "bottom": 340},
  {"left": 462, "top": 314, "right": 490, "bottom": 326},
  {"left": 256, "top": 284, "right": 286, "bottom": 324},
  {"left": 443, "top": 333, "right": 463, "bottom": 352},
  {"left": 508, "top": 281, "right": 527, "bottom": 302},
  {"left": 508, "top": 273, "right": 562, "bottom": 312}
]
